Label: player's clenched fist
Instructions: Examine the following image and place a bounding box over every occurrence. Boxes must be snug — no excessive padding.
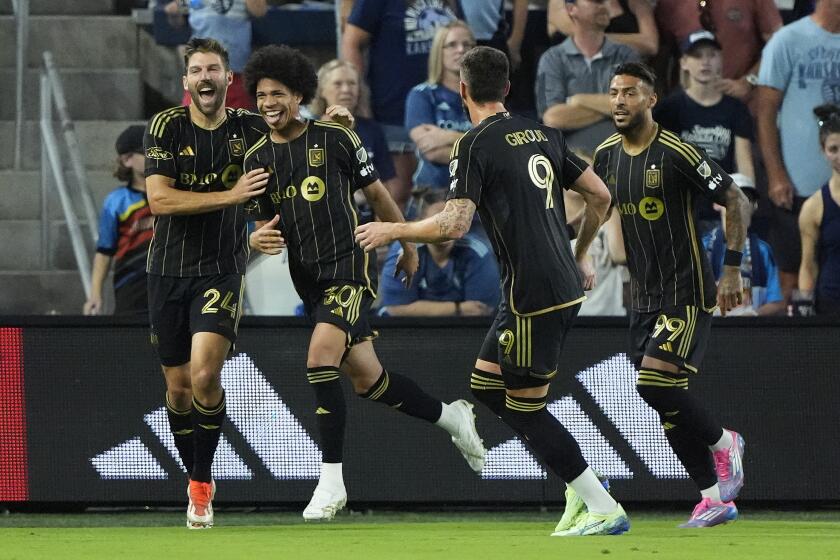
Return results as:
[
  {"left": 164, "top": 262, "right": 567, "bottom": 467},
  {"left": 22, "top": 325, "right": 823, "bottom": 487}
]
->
[
  {"left": 230, "top": 168, "right": 270, "bottom": 203},
  {"left": 324, "top": 105, "right": 355, "bottom": 129},
  {"left": 250, "top": 215, "right": 285, "bottom": 255}
]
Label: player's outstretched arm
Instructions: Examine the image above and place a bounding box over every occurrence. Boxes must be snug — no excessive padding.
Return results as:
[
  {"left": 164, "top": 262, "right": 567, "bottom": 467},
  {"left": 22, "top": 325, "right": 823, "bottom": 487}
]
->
[
  {"left": 718, "top": 183, "right": 751, "bottom": 315},
  {"left": 360, "top": 180, "right": 418, "bottom": 286},
  {"left": 355, "top": 197, "right": 476, "bottom": 250},
  {"left": 147, "top": 169, "right": 269, "bottom": 216}
]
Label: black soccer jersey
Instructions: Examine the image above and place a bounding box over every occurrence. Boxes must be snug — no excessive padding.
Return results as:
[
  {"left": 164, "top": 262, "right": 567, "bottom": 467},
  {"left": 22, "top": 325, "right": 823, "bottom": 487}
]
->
[
  {"left": 593, "top": 126, "right": 733, "bottom": 313},
  {"left": 243, "top": 120, "right": 379, "bottom": 295},
  {"left": 448, "top": 112, "right": 587, "bottom": 316},
  {"left": 144, "top": 106, "right": 267, "bottom": 277}
]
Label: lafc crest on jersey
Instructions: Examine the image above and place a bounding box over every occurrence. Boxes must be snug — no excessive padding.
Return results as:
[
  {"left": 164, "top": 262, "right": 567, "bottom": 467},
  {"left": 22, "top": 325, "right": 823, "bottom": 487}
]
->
[
  {"left": 309, "top": 148, "right": 325, "bottom": 167},
  {"left": 229, "top": 138, "right": 245, "bottom": 157}
]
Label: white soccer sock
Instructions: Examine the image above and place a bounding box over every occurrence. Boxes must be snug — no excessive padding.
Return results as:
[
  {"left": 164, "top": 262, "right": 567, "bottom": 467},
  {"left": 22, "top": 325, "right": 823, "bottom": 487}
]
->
[
  {"left": 568, "top": 468, "right": 617, "bottom": 515},
  {"left": 319, "top": 462, "right": 344, "bottom": 488},
  {"left": 700, "top": 484, "right": 722, "bottom": 502},
  {"left": 710, "top": 429, "right": 734, "bottom": 452},
  {"left": 435, "top": 401, "right": 460, "bottom": 436}
]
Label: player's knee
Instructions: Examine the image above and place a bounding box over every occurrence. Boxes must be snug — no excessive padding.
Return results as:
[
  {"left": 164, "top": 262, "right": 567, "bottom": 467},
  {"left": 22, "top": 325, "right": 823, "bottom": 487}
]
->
[
  {"left": 190, "top": 366, "right": 222, "bottom": 395},
  {"left": 166, "top": 386, "right": 192, "bottom": 410}
]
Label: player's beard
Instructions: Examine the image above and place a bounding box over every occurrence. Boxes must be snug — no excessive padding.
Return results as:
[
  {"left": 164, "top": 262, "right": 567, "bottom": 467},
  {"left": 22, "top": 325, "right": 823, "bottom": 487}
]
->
[
  {"left": 189, "top": 79, "right": 227, "bottom": 118},
  {"left": 613, "top": 109, "right": 645, "bottom": 136}
]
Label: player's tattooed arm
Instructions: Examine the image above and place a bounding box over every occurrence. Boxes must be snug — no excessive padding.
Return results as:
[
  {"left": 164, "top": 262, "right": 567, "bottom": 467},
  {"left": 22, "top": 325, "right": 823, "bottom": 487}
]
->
[
  {"left": 355, "top": 197, "right": 475, "bottom": 250},
  {"left": 723, "top": 182, "right": 750, "bottom": 255},
  {"left": 433, "top": 198, "right": 475, "bottom": 240},
  {"left": 718, "top": 182, "right": 752, "bottom": 314}
]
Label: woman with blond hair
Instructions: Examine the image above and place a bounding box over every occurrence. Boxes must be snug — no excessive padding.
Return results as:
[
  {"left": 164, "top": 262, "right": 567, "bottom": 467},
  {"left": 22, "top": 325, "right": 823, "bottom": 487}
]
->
[
  {"left": 405, "top": 20, "right": 474, "bottom": 196},
  {"left": 311, "top": 59, "right": 397, "bottom": 222}
]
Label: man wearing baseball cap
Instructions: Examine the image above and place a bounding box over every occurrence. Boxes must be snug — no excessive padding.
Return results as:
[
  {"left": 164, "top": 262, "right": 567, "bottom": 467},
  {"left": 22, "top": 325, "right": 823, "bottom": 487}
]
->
[
  {"left": 83, "top": 125, "right": 154, "bottom": 315},
  {"left": 654, "top": 29, "right": 755, "bottom": 236}
]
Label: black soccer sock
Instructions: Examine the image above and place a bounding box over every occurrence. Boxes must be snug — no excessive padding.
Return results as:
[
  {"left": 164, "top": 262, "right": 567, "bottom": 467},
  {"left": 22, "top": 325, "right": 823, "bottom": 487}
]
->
[
  {"left": 664, "top": 423, "right": 717, "bottom": 491},
  {"left": 190, "top": 392, "right": 226, "bottom": 483},
  {"left": 500, "top": 395, "right": 588, "bottom": 483},
  {"left": 636, "top": 369, "right": 723, "bottom": 445},
  {"left": 469, "top": 369, "right": 506, "bottom": 416},
  {"left": 307, "top": 367, "right": 347, "bottom": 464},
  {"left": 165, "top": 393, "right": 194, "bottom": 476},
  {"left": 361, "top": 369, "right": 442, "bottom": 423}
]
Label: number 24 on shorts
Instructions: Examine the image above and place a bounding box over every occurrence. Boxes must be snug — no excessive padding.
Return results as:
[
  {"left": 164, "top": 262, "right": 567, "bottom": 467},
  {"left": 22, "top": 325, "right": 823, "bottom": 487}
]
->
[{"left": 201, "top": 288, "right": 238, "bottom": 319}]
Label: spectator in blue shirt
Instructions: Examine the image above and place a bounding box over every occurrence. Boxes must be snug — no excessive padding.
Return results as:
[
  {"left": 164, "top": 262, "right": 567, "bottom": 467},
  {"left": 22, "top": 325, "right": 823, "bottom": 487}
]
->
[
  {"left": 378, "top": 191, "right": 500, "bottom": 316},
  {"left": 343, "top": 0, "right": 461, "bottom": 210},
  {"left": 405, "top": 20, "right": 474, "bottom": 194},
  {"left": 703, "top": 176, "right": 785, "bottom": 316},
  {"left": 83, "top": 125, "right": 154, "bottom": 316}
]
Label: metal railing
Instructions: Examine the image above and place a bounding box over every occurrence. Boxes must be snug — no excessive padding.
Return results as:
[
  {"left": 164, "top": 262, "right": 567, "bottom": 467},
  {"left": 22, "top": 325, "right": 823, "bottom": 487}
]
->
[
  {"left": 12, "top": 0, "right": 29, "bottom": 170},
  {"left": 40, "top": 52, "right": 97, "bottom": 297}
]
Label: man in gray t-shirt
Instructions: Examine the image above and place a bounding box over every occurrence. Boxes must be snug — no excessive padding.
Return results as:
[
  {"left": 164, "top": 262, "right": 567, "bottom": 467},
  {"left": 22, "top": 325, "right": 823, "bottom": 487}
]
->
[{"left": 535, "top": 0, "right": 638, "bottom": 154}]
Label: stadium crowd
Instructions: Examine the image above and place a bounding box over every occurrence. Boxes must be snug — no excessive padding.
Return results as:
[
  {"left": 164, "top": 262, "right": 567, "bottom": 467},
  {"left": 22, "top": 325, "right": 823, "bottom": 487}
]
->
[{"left": 87, "top": 0, "right": 840, "bottom": 318}]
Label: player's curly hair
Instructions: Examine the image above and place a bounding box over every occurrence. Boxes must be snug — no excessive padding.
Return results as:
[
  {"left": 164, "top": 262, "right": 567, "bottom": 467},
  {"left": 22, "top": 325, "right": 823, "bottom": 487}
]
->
[{"left": 244, "top": 45, "right": 318, "bottom": 105}]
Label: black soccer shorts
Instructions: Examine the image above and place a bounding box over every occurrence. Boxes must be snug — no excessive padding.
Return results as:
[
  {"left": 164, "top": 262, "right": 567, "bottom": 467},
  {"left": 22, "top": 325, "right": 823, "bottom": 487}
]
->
[
  {"left": 477, "top": 299, "right": 581, "bottom": 389},
  {"left": 301, "top": 281, "right": 376, "bottom": 347},
  {"left": 148, "top": 273, "right": 244, "bottom": 366},
  {"left": 628, "top": 305, "right": 712, "bottom": 374}
]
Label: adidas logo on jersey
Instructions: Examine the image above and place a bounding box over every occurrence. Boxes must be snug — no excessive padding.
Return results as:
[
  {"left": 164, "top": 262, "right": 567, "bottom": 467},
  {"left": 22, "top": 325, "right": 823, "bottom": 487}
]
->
[
  {"left": 179, "top": 146, "right": 195, "bottom": 156},
  {"left": 658, "top": 342, "right": 673, "bottom": 353}
]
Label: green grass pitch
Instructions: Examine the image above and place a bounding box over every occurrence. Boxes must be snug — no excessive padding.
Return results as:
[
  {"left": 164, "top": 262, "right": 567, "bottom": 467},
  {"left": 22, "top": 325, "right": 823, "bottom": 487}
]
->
[{"left": 1, "top": 511, "right": 838, "bottom": 560}]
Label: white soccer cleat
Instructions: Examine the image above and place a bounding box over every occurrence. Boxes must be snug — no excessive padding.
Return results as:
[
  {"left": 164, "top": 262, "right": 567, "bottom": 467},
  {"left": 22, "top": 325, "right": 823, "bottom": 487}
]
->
[
  {"left": 302, "top": 484, "right": 347, "bottom": 521},
  {"left": 448, "top": 399, "right": 487, "bottom": 473},
  {"left": 186, "top": 479, "right": 216, "bottom": 529}
]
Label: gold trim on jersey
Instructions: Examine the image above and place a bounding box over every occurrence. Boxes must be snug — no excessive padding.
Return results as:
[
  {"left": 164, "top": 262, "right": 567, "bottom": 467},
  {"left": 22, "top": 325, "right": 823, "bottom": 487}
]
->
[
  {"left": 594, "top": 133, "right": 621, "bottom": 156},
  {"left": 149, "top": 106, "right": 186, "bottom": 138},
  {"left": 488, "top": 218, "right": 587, "bottom": 317},
  {"left": 658, "top": 130, "right": 701, "bottom": 166},
  {"left": 315, "top": 119, "right": 362, "bottom": 148},
  {"left": 684, "top": 196, "right": 717, "bottom": 313},
  {"left": 450, "top": 135, "right": 464, "bottom": 160},
  {"left": 243, "top": 133, "right": 269, "bottom": 163},
  {"left": 661, "top": 129, "right": 702, "bottom": 160},
  {"left": 345, "top": 185, "right": 376, "bottom": 298}
]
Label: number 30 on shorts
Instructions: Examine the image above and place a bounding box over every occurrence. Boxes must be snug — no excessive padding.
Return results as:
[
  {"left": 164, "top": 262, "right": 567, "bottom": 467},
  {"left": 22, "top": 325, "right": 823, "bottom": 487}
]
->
[{"left": 201, "top": 288, "right": 238, "bottom": 319}]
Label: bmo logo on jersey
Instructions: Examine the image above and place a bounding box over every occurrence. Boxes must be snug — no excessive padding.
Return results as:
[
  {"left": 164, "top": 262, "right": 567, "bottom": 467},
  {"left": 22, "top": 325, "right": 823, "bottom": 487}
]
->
[
  {"left": 616, "top": 197, "right": 664, "bottom": 221},
  {"left": 180, "top": 164, "right": 242, "bottom": 189}
]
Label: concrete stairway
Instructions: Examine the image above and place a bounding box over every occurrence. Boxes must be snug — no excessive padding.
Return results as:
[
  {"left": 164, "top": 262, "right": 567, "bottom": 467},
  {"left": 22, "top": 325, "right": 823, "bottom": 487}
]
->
[{"left": 0, "top": 0, "right": 144, "bottom": 314}]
